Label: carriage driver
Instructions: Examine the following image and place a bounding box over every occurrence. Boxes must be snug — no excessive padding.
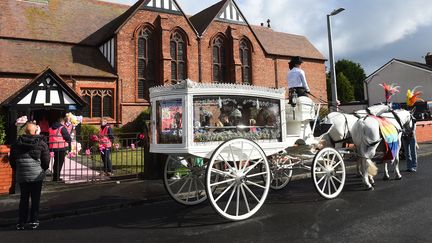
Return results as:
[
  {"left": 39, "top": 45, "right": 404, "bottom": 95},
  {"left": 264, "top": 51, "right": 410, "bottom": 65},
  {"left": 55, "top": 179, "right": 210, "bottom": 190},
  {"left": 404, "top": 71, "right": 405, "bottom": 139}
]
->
[{"left": 287, "top": 56, "right": 310, "bottom": 99}]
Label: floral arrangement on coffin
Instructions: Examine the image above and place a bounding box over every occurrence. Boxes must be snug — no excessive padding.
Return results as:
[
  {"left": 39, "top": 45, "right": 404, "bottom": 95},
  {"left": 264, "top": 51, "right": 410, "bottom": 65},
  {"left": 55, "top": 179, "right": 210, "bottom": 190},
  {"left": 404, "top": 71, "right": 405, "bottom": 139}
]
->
[{"left": 194, "top": 128, "right": 280, "bottom": 143}]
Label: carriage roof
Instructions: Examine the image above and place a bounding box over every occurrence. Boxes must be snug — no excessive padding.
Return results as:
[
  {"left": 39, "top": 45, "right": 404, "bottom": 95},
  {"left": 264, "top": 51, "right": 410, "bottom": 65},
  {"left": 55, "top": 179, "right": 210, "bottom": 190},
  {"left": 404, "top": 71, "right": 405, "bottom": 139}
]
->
[{"left": 149, "top": 79, "right": 286, "bottom": 100}]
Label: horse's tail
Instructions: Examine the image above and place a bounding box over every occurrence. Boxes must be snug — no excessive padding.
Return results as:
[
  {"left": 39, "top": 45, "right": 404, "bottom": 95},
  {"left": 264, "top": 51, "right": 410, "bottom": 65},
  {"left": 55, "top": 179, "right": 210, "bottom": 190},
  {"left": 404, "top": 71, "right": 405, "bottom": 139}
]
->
[{"left": 366, "top": 159, "right": 378, "bottom": 176}]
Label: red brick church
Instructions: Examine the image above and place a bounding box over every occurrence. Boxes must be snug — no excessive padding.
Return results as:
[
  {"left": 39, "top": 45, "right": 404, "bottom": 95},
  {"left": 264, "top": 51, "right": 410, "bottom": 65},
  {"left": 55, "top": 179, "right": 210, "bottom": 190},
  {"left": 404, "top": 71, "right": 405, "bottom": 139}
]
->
[{"left": 0, "top": 0, "right": 326, "bottom": 141}]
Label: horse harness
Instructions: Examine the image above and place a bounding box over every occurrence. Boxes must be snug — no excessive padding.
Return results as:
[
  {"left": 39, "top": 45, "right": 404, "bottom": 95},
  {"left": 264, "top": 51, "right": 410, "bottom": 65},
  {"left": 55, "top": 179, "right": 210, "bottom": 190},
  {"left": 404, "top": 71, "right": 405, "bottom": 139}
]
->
[
  {"left": 327, "top": 113, "right": 352, "bottom": 146},
  {"left": 361, "top": 109, "right": 408, "bottom": 149}
]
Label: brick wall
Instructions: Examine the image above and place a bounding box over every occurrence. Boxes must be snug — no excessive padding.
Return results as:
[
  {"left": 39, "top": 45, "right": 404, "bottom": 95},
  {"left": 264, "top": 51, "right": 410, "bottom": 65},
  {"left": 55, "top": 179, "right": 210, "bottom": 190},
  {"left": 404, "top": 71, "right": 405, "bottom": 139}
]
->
[
  {"left": 276, "top": 58, "right": 327, "bottom": 101},
  {"left": 415, "top": 121, "right": 432, "bottom": 143},
  {"left": 0, "top": 146, "right": 12, "bottom": 195},
  {"left": 0, "top": 163, "right": 12, "bottom": 195},
  {"left": 0, "top": 76, "right": 32, "bottom": 104},
  {"left": 199, "top": 21, "right": 275, "bottom": 86},
  {"left": 116, "top": 10, "right": 199, "bottom": 125}
]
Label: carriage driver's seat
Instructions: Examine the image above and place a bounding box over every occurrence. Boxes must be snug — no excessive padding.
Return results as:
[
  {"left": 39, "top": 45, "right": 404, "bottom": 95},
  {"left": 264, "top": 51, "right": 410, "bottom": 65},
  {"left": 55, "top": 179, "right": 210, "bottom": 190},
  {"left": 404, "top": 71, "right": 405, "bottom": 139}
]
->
[
  {"left": 285, "top": 96, "right": 315, "bottom": 121},
  {"left": 285, "top": 96, "right": 316, "bottom": 142}
]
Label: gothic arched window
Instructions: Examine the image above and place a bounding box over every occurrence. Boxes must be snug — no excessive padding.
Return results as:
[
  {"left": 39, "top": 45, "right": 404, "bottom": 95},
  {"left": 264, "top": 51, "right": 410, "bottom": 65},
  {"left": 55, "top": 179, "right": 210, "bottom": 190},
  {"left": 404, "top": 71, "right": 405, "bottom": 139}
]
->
[
  {"left": 212, "top": 35, "right": 228, "bottom": 83},
  {"left": 81, "top": 89, "right": 114, "bottom": 119},
  {"left": 170, "top": 31, "right": 187, "bottom": 84},
  {"left": 239, "top": 39, "right": 252, "bottom": 84},
  {"left": 137, "top": 27, "right": 156, "bottom": 100}
]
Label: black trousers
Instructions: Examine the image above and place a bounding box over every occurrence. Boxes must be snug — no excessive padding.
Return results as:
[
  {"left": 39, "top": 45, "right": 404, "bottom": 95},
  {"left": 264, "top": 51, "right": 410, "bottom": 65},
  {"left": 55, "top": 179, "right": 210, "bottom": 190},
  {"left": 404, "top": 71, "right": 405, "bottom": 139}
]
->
[
  {"left": 289, "top": 87, "right": 308, "bottom": 97},
  {"left": 52, "top": 150, "right": 66, "bottom": 181},
  {"left": 101, "top": 149, "right": 112, "bottom": 173},
  {"left": 289, "top": 87, "right": 308, "bottom": 104},
  {"left": 18, "top": 181, "right": 43, "bottom": 224}
]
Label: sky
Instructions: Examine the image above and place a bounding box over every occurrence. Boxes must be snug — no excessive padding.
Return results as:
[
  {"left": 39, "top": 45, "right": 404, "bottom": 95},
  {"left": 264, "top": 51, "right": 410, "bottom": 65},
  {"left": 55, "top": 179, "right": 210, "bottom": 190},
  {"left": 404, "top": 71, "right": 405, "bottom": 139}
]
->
[{"left": 103, "top": 0, "right": 432, "bottom": 75}]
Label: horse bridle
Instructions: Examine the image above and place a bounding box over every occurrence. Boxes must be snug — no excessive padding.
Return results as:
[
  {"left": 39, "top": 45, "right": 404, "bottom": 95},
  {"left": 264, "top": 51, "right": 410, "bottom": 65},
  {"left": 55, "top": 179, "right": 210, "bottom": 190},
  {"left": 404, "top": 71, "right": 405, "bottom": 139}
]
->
[{"left": 390, "top": 109, "right": 415, "bottom": 134}]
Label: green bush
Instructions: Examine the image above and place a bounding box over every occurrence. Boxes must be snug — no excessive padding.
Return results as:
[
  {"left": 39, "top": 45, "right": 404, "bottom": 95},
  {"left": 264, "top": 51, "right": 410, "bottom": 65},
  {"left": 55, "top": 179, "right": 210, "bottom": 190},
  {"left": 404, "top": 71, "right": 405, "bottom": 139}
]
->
[
  {"left": 135, "top": 108, "right": 151, "bottom": 133},
  {"left": 0, "top": 111, "right": 6, "bottom": 145},
  {"left": 120, "top": 108, "right": 151, "bottom": 134},
  {"left": 80, "top": 124, "right": 99, "bottom": 150}
]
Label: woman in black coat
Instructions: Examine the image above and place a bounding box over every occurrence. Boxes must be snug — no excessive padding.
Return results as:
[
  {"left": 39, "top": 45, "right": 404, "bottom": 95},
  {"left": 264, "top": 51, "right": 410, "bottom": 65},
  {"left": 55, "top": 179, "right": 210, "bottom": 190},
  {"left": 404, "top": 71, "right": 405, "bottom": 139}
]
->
[{"left": 9, "top": 123, "right": 50, "bottom": 230}]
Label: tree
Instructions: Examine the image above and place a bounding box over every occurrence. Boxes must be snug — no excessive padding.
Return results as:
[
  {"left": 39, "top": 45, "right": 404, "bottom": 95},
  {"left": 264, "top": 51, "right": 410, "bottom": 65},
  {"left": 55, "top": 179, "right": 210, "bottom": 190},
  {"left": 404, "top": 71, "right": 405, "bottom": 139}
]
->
[
  {"left": 335, "top": 59, "right": 367, "bottom": 101},
  {"left": 336, "top": 72, "right": 355, "bottom": 102}
]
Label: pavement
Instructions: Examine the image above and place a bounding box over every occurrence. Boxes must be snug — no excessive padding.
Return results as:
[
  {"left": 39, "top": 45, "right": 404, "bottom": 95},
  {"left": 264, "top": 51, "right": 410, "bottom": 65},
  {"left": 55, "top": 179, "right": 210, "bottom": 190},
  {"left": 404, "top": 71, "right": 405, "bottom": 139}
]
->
[{"left": 1, "top": 142, "right": 431, "bottom": 228}]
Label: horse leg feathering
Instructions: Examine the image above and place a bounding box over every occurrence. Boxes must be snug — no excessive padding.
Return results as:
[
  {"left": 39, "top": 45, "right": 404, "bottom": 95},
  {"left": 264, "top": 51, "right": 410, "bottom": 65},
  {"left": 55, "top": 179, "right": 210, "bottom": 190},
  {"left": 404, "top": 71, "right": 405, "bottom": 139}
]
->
[
  {"left": 366, "top": 158, "right": 378, "bottom": 177},
  {"left": 360, "top": 158, "right": 375, "bottom": 190}
]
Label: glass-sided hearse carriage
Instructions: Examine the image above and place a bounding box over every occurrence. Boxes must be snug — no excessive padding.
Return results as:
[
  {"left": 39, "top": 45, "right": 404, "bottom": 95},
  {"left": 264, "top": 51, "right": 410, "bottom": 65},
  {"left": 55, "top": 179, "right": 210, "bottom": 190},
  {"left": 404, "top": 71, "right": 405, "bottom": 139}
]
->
[{"left": 149, "top": 80, "right": 345, "bottom": 221}]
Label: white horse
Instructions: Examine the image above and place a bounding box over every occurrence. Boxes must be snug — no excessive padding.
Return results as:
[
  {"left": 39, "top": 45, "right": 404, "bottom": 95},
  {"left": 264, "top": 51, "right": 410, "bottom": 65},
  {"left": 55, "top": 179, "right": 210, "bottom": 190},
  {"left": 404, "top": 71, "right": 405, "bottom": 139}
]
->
[
  {"left": 321, "top": 112, "right": 358, "bottom": 148},
  {"left": 351, "top": 109, "right": 414, "bottom": 190},
  {"left": 321, "top": 105, "right": 413, "bottom": 182},
  {"left": 321, "top": 105, "right": 391, "bottom": 148}
]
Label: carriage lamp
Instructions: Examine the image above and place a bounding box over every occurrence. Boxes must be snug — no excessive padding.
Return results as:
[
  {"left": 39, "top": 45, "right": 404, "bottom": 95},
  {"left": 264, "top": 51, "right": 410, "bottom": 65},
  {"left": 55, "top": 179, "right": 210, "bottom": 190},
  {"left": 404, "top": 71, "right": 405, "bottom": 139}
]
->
[
  {"left": 291, "top": 91, "right": 298, "bottom": 120},
  {"left": 291, "top": 91, "right": 298, "bottom": 108}
]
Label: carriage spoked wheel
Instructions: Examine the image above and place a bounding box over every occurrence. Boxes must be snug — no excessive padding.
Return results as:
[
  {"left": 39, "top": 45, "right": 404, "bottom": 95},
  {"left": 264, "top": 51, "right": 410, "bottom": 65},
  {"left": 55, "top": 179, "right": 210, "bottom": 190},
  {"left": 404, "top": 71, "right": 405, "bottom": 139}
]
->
[
  {"left": 206, "top": 138, "right": 271, "bottom": 221},
  {"left": 163, "top": 155, "right": 207, "bottom": 205},
  {"left": 311, "top": 147, "right": 346, "bottom": 199},
  {"left": 269, "top": 153, "right": 293, "bottom": 190}
]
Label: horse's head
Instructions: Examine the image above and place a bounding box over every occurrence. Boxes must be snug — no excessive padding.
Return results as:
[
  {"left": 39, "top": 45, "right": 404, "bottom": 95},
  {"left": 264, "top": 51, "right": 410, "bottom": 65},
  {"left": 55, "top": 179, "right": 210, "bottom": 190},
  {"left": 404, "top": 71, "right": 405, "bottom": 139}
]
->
[{"left": 394, "top": 109, "right": 416, "bottom": 131}]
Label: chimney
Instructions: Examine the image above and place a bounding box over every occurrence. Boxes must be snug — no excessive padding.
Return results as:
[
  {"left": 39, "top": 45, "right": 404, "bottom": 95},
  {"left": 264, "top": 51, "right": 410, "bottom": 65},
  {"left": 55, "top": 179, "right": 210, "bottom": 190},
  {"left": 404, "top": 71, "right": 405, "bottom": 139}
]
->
[{"left": 426, "top": 52, "right": 432, "bottom": 66}]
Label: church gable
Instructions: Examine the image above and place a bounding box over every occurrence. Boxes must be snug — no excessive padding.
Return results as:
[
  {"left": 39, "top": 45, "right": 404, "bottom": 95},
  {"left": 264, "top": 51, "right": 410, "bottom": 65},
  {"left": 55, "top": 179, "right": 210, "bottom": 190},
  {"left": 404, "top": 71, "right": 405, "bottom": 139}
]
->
[
  {"left": 217, "top": 0, "right": 246, "bottom": 24},
  {"left": 3, "top": 68, "right": 85, "bottom": 108},
  {"left": 140, "top": 0, "right": 182, "bottom": 14}
]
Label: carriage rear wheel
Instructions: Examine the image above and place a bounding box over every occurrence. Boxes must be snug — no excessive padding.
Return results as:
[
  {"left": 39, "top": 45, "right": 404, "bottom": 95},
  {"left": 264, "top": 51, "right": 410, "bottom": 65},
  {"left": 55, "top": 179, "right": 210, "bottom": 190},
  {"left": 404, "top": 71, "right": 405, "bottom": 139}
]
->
[
  {"left": 269, "top": 153, "right": 293, "bottom": 190},
  {"left": 163, "top": 155, "right": 207, "bottom": 205},
  {"left": 206, "top": 138, "right": 271, "bottom": 221},
  {"left": 311, "top": 147, "right": 346, "bottom": 199}
]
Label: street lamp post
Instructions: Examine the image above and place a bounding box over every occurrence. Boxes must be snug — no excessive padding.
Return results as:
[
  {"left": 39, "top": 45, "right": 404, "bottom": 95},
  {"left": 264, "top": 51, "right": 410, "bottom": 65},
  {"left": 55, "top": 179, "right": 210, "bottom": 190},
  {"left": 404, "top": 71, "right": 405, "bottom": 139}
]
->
[{"left": 327, "top": 8, "right": 345, "bottom": 111}]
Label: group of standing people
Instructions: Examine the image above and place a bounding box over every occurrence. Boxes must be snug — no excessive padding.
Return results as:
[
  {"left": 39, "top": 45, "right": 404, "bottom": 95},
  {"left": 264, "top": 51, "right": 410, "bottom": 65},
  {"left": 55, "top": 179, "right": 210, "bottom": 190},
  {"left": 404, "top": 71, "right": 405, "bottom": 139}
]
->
[{"left": 9, "top": 116, "right": 114, "bottom": 230}]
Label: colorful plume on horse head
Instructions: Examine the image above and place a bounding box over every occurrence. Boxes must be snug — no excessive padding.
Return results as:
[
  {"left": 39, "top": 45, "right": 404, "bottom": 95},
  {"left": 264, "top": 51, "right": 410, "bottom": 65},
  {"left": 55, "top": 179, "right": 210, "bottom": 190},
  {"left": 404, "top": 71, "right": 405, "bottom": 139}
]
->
[
  {"left": 406, "top": 86, "right": 423, "bottom": 107},
  {"left": 379, "top": 83, "right": 400, "bottom": 102}
]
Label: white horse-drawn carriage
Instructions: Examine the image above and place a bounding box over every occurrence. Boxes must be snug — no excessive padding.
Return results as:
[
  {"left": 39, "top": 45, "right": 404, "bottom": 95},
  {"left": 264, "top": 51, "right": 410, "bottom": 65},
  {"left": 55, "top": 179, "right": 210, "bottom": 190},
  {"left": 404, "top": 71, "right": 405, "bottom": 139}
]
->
[{"left": 149, "top": 80, "right": 345, "bottom": 221}]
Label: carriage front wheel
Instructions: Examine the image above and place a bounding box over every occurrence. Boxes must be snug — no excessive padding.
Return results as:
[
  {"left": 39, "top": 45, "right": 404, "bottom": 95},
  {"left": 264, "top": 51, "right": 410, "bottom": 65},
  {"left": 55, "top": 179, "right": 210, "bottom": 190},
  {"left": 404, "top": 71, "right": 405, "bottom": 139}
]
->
[
  {"left": 164, "top": 155, "right": 207, "bottom": 205},
  {"left": 206, "top": 138, "right": 271, "bottom": 221},
  {"left": 311, "top": 147, "right": 346, "bottom": 199}
]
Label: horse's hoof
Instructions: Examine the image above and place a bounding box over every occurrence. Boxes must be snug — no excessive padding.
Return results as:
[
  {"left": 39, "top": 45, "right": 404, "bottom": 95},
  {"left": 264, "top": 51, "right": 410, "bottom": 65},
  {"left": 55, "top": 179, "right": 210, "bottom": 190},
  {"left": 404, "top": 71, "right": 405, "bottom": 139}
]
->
[
  {"left": 395, "top": 176, "right": 402, "bottom": 180},
  {"left": 383, "top": 175, "right": 390, "bottom": 181},
  {"left": 365, "top": 186, "right": 374, "bottom": 191},
  {"left": 371, "top": 182, "right": 376, "bottom": 187}
]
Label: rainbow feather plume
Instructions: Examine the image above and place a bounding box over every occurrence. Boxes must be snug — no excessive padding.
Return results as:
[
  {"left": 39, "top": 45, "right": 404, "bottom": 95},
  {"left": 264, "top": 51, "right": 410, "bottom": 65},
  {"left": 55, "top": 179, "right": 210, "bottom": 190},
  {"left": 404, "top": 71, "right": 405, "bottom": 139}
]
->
[
  {"left": 406, "top": 86, "right": 424, "bottom": 107},
  {"left": 379, "top": 83, "right": 400, "bottom": 102}
]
